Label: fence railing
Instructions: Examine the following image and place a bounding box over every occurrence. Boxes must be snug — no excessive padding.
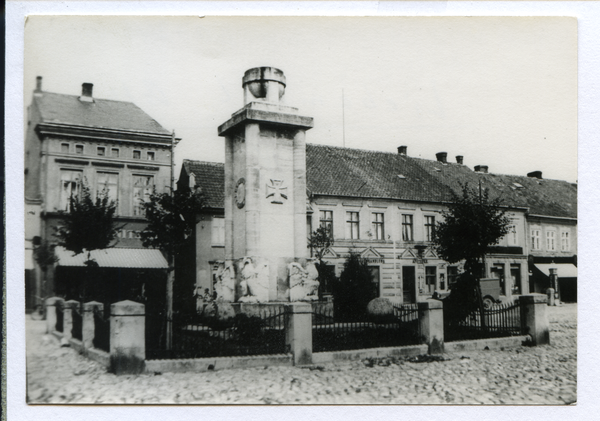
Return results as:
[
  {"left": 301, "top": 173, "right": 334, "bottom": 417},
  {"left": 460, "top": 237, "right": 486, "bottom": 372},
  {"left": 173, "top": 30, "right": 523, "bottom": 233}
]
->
[
  {"left": 92, "top": 307, "right": 110, "bottom": 353},
  {"left": 444, "top": 301, "right": 524, "bottom": 342},
  {"left": 55, "top": 301, "right": 64, "bottom": 333},
  {"left": 71, "top": 304, "right": 83, "bottom": 341},
  {"left": 312, "top": 303, "right": 422, "bottom": 353},
  {"left": 146, "top": 306, "right": 289, "bottom": 360}
]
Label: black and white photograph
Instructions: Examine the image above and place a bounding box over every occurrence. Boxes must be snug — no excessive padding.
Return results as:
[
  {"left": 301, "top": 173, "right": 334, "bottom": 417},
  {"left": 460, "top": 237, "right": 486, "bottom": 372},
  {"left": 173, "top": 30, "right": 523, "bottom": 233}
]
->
[{"left": 8, "top": 2, "right": 594, "bottom": 414}]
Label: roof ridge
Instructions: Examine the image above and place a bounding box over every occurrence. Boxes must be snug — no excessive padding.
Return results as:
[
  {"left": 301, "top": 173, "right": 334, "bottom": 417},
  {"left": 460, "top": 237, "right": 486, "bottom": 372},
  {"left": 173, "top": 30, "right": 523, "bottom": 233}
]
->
[
  {"left": 184, "top": 159, "right": 224, "bottom": 167},
  {"left": 36, "top": 91, "right": 137, "bottom": 106}
]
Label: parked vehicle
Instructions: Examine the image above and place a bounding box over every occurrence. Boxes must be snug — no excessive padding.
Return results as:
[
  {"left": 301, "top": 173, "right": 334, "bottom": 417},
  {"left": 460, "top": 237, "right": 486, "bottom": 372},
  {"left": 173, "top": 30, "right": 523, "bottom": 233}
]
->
[{"left": 479, "top": 277, "right": 502, "bottom": 309}]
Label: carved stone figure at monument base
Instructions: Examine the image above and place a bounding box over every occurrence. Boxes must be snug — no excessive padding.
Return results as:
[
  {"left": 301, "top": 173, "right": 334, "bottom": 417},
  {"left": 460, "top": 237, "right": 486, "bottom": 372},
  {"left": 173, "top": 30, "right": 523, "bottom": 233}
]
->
[
  {"left": 238, "top": 257, "right": 270, "bottom": 303},
  {"left": 214, "top": 261, "right": 236, "bottom": 302},
  {"left": 288, "top": 260, "right": 320, "bottom": 302}
]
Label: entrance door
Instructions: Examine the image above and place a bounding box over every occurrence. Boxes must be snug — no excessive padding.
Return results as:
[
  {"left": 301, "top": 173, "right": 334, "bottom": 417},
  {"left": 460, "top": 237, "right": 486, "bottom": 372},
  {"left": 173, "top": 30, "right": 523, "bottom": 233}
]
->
[
  {"left": 510, "top": 264, "right": 522, "bottom": 295},
  {"left": 402, "top": 266, "right": 416, "bottom": 303}
]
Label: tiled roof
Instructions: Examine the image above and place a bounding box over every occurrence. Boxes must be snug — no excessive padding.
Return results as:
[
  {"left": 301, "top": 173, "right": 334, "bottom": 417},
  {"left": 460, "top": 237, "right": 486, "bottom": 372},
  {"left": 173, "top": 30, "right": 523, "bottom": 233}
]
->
[
  {"left": 181, "top": 144, "right": 577, "bottom": 220},
  {"left": 182, "top": 160, "right": 225, "bottom": 209},
  {"left": 306, "top": 144, "right": 452, "bottom": 203},
  {"left": 34, "top": 92, "right": 171, "bottom": 136},
  {"left": 411, "top": 157, "right": 577, "bottom": 218}
]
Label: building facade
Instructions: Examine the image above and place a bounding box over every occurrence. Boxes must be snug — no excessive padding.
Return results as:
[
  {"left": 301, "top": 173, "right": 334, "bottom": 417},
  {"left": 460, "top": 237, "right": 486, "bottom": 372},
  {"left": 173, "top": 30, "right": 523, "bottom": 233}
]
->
[
  {"left": 178, "top": 140, "right": 575, "bottom": 305},
  {"left": 25, "top": 77, "right": 173, "bottom": 307}
]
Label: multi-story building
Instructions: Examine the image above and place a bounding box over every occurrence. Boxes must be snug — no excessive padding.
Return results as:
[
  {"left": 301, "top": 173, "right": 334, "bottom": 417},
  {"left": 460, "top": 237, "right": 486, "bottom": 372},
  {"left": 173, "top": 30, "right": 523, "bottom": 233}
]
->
[
  {"left": 178, "top": 143, "right": 575, "bottom": 305},
  {"left": 25, "top": 77, "right": 174, "bottom": 308}
]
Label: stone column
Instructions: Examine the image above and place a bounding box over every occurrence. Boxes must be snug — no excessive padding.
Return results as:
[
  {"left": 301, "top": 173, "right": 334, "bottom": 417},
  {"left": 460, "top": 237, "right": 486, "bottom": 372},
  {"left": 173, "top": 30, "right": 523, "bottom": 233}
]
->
[
  {"left": 83, "top": 301, "right": 103, "bottom": 349},
  {"left": 418, "top": 299, "right": 444, "bottom": 354},
  {"left": 285, "top": 302, "right": 313, "bottom": 365},
  {"left": 110, "top": 300, "right": 145, "bottom": 375},
  {"left": 62, "top": 300, "right": 79, "bottom": 342},
  {"left": 293, "top": 129, "right": 308, "bottom": 259},
  {"left": 44, "top": 296, "right": 62, "bottom": 334},
  {"left": 546, "top": 288, "right": 555, "bottom": 306},
  {"left": 520, "top": 294, "right": 550, "bottom": 345}
]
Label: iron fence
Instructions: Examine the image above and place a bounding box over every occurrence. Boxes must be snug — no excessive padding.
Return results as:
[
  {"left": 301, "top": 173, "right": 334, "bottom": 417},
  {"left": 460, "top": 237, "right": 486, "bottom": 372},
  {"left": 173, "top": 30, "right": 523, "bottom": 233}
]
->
[
  {"left": 146, "top": 306, "right": 289, "bottom": 360},
  {"left": 444, "top": 301, "right": 524, "bottom": 342},
  {"left": 92, "top": 307, "right": 110, "bottom": 353},
  {"left": 55, "top": 301, "right": 64, "bottom": 333},
  {"left": 71, "top": 304, "right": 83, "bottom": 341},
  {"left": 312, "top": 303, "right": 422, "bottom": 353}
]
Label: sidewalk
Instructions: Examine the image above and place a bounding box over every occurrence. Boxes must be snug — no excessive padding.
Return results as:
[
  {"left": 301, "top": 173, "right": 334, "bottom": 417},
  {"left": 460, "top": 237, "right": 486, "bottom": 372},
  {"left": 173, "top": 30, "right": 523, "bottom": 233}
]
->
[{"left": 26, "top": 304, "right": 577, "bottom": 404}]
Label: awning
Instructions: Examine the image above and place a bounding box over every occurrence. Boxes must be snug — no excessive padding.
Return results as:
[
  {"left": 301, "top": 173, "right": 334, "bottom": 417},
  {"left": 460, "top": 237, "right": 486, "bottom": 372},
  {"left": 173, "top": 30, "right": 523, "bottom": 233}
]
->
[
  {"left": 55, "top": 247, "right": 168, "bottom": 269},
  {"left": 534, "top": 263, "right": 577, "bottom": 278}
]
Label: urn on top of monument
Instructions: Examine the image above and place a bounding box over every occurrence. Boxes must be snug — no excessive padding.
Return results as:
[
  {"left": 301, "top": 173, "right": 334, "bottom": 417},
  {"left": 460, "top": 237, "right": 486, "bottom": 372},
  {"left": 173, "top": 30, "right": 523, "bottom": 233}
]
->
[{"left": 243, "top": 67, "right": 286, "bottom": 105}]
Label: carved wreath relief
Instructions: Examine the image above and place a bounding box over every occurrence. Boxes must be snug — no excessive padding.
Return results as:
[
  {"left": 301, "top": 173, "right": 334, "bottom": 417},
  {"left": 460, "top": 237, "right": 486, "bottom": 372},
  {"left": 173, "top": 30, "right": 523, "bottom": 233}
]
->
[{"left": 235, "top": 178, "right": 246, "bottom": 209}]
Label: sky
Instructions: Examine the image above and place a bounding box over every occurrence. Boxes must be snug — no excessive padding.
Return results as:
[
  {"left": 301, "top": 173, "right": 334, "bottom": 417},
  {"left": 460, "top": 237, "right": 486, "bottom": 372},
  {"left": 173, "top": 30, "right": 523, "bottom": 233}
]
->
[{"left": 24, "top": 15, "right": 578, "bottom": 182}]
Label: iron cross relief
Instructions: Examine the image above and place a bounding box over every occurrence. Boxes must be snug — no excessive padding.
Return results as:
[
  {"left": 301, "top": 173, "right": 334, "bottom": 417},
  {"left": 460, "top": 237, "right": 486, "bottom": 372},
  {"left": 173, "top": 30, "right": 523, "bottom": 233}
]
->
[{"left": 266, "top": 179, "right": 288, "bottom": 204}]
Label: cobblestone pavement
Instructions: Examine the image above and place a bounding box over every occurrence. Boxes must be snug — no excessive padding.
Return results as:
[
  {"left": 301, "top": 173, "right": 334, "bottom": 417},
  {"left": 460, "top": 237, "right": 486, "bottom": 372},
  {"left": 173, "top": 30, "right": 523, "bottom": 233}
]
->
[{"left": 26, "top": 304, "right": 576, "bottom": 405}]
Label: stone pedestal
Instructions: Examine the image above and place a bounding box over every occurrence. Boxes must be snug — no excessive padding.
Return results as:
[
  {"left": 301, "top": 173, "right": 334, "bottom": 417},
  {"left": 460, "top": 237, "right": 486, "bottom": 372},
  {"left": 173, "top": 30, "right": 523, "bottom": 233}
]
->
[
  {"left": 520, "top": 294, "right": 550, "bottom": 345},
  {"left": 418, "top": 299, "right": 444, "bottom": 354},
  {"left": 62, "top": 300, "right": 79, "bottom": 342},
  {"left": 218, "top": 67, "right": 314, "bottom": 304},
  {"left": 546, "top": 288, "right": 555, "bottom": 306},
  {"left": 83, "top": 301, "right": 103, "bottom": 349},
  {"left": 110, "top": 300, "right": 145, "bottom": 375},
  {"left": 285, "top": 302, "right": 313, "bottom": 365},
  {"left": 44, "top": 297, "right": 63, "bottom": 333}
]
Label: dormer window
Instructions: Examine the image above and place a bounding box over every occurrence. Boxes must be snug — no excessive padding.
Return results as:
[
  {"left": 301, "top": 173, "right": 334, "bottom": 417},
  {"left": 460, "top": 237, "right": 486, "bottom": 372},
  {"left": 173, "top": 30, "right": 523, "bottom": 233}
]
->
[
  {"left": 97, "top": 147, "right": 106, "bottom": 157},
  {"left": 133, "top": 150, "right": 141, "bottom": 159},
  {"left": 147, "top": 151, "right": 155, "bottom": 161}
]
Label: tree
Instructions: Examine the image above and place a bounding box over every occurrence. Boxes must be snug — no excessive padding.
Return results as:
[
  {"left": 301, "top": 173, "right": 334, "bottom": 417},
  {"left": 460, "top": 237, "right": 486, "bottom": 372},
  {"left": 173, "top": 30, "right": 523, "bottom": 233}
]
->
[
  {"left": 308, "top": 226, "right": 336, "bottom": 299},
  {"left": 140, "top": 189, "right": 205, "bottom": 347},
  {"left": 54, "top": 183, "right": 120, "bottom": 301},
  {"left": 432, "top": 182, "right": 511, "bottom": 327},
  {"left": 331, "top": 251, "right": 376, "bottom": 321}
]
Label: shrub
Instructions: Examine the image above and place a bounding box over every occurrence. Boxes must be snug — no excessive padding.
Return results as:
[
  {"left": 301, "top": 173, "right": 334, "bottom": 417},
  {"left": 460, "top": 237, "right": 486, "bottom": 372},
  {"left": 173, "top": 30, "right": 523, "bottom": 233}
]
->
[
  {"left": 332, "top": 252, "right": 376, "bottom": 321},
  {"left": 366, "top": 297, "right": 395, "bottom": 324}
]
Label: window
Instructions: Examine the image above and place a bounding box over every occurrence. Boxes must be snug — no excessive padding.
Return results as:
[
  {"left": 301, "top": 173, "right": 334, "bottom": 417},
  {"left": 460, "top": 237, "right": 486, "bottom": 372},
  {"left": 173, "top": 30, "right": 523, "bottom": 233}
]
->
[
  {"left": 546, "top": 230, "right": 556, "bottom": 251},
  {"left": 319, "top": 210, "right": 333, "bottom": 237},
  {"left": 111, "top": 148, "right": 120, "bottom": 158},
  {"left": 147, "top": 151, "right": 155, "bottom": 161},
  {"left": 447, "top": 266, "right": 458, "bottom": 287},
  {"left": 346, "top": 211, "right": 360, "bottom": 239},
  {"left": 133, "top": 175, "right": 153, "bottom": 216},
  {"left": 59, "top": 170, "right": 82, "bottom": 211},
  {"left": 75, "top": 145, "right": 84, "bottom": 154},
  {"left": 511, "top": 264, "right": 522, "bottom": 295},
  {"left": 491, "top": 265, "right": 506, "bottom": 295},
  {"left": 507, "top": 224, "right": 518, "bottom": 246},
  {"left": 426, "top": 266, "right": 437, "bottom": 293},
  {"left": 212, "top": 217, "right": 225, "bottom": 246},
  {"left": 402, "top": 214, "right": 413, "bottom": 241},
  {"left": 133, "top": 150, "right": 141, "bottom": 159},
  {"left": 561, "top": 230, "right": 570, "bottom": 252},
  {"left": 531, "top": 229, "right": 541, "bottom": 250},
  {"left": 61, "top": 143, "right": 69, "bottom": 153},
  {"left": 424, "top": 215, "right": 435, "bottom": 242},
  {"left": 368, "top": 266, "right": 380, "bottom": 298},
  {"left": 96, "top": 172, "right": 118, "bottom": 204},
  {"left": 306, "top": 215, "right": 312, "bottom": 239},
  {"left": 97, "top": 147, "right": 106, "bottom": 156},
  {"left": 372, "top": 213, "right": 384, "bottom": 240}
]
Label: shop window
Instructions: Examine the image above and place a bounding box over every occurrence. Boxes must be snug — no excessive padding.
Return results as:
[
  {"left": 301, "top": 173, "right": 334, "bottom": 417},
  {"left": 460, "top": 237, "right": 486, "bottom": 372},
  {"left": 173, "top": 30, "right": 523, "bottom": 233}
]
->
[
  {"left": 425, "top": 266, "right": 437, "bottom": 293},
  {"left": 510, "top": 264, "right": 522, "bottom": 295}
]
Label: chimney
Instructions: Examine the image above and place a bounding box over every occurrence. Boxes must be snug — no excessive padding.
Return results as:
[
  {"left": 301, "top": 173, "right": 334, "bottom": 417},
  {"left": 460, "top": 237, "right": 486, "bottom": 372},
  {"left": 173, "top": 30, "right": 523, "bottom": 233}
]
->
[
  {"left": 79, "top": 83, "right": 94, "bottom": 102},
  {"left": 527, "top": 171, "right": 542, "bottom": 179},
  {"left": 456, "top": 155, "right": 464, "bottom": 164},
  {"left": 35, "top": 76, "right": 42, "bottom": 92},
  {"left": 436, "top": 152, "right": 447, "bottom": 163},
  {"left": 474, "top": 165, "right": 489, "bottom": 173},
  {"left": 398, "top": 145, "right": 407, "bottom": 155}
]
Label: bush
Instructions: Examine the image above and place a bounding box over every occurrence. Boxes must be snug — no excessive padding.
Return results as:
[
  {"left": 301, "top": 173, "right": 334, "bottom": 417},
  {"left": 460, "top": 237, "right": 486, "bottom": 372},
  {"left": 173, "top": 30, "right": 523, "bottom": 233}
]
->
[
  {"left": 331, "top": 252, "right": 376, "bottom": 321},
  {"left": 366, "top": 297, "right": 395, "bottom": 324},
  {"left": 442, "top": 273, "right": 479, "bottom": 325}
]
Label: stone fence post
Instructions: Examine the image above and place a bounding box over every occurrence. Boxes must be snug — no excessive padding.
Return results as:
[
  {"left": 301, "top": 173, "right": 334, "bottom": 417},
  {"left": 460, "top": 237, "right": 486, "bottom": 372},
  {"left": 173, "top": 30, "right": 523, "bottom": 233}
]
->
[
  {"left": 519, "top": 294, "right": 550, "bottom": 346},
  {"left": 45, "top": 297, "right": 64, "bottom": 334},
  {"left": 285, "top": 302, "right": 313, "bottom": 365},
  {"left": 110, "top": 300, "right": 146, "bottom": 375},
  {"left": 62, "top": 300, "right": 80, "bottom": 342},
  {"left": 83, "top": 301, "right": 103, "bottom": 350},
  {"left": 418, "top": 299, "right": 444, "bottom": 354}
]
